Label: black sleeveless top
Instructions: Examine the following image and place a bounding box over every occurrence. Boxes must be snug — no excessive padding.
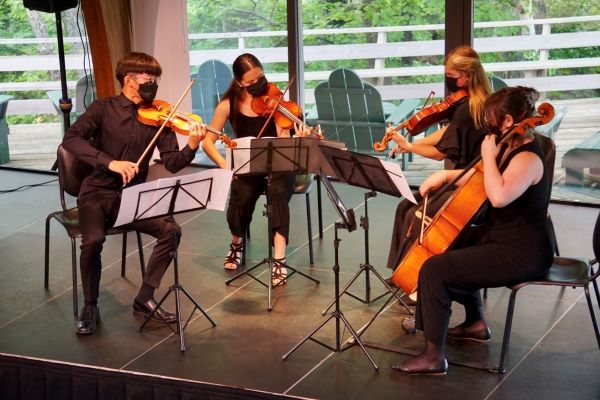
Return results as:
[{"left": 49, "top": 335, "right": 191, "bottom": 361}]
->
[
  {"left": 486, "top": 139, "right": 550, "bottom": 229},
  {"left": 435, "top": 101, "right": 486, "bottom": 169},
  {"left": 229, "top": 101, "right": 277, "bottom": 138}
]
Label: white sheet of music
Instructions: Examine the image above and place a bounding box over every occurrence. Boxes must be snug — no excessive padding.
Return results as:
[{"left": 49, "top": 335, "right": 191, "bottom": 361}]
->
[
  {"left": 379, "top": 159, "right": 417, "bottom": 204},
  {"left": 225, "top": 136, "right": 254, "bottom": 174},
  {"left": 114, "top": 168, "right": 233, "bottom": 227}
]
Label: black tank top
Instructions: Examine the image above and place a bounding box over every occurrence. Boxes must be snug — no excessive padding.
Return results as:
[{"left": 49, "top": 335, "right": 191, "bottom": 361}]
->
[
  {"left": 229, "top": 101, "right": 277, "bottom": 138},
  {"left": 486, "top": 139, "right": 550, "bottom": 228}
]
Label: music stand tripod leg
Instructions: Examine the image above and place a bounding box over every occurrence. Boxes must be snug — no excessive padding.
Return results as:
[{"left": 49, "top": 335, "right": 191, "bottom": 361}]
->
[
  {"left": 282, "top": 223, "right": 378, "bottom": 370},
  {"left": 322, "top": 191, "right": 412, "bottom": 315},
  {"left": 138, "top": 214, "right": 216, "bottom": 351}
]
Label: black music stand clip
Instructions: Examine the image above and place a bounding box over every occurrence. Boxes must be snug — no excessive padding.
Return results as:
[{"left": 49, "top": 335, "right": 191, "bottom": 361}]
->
[
  {"left": 224, "top": 137, "right": 321, "bottom": 311},
  {"left": 282, "top": 174, "right": 379, "bottom": 370},
  {"left": 117, "top": 171, "right": 227, "bottom": 351}
]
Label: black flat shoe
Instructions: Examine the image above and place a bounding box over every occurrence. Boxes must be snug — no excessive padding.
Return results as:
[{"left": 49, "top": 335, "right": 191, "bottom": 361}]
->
[
  {"left": 133, "top": 299, "right": 177, "bottom": 324},
  {"left": 447, "top": 324, "right": 491, "bottom": 342},
  {"left": 402, "top": 317, "right": 417, "bottom": 334},
  {"left": 76, "top": 304, "right": 100, "bottom": 335},
  {"left": 390, "top": 358, "right": 448, "bottom": 375}
]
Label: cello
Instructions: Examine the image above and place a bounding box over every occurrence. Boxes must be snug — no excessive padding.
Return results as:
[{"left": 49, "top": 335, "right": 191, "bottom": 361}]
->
[{"left": 389, "top": 103, "right": 555, "bottom": 294}]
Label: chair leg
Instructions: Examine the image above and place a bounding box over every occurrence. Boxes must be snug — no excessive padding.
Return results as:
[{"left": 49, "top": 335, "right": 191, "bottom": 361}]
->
[
  {"left": 305, "top": 192, "right": 314, "bottom": 264},
  {"left": 584, "top": 284, "right": 600, "bottom": 350},
  {"left": 70, "top": 238, "right": 78, "bottom": 316},
  {"left": 120, "top": 232, "right": 128, "bottom": 277},
  {"left": 136, "top": 231, "right": 146, "bottom": 276},
  {"left": 44, "top": 215, "right": 53, "bottom": 288},
  {"left": 497, "top": 289, "right": 519, "bottom": 373},
  {"left": 483, "top": 287, "right": 488, "bottom": 299},
  {"left": 316, "top": 175, "right": 323, "bottom": 238}
]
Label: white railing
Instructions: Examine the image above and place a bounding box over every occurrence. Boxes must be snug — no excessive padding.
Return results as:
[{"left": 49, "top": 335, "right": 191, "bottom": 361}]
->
[{"left": 1, "top": 15, "right": 599, "bottom": 114}]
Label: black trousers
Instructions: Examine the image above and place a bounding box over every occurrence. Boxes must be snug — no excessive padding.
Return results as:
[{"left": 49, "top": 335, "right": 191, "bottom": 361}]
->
[
  {"left": 226, "top": 174, "right": 295, "bottom": 242},
  {"left": 78, "top": 191, "right": 181, "bottom": 304},
  {"left": 413, "top": 223, "right": 553, "bottom": 345}
]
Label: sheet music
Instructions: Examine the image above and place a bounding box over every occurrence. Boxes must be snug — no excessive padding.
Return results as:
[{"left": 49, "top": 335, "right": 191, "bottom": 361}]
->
[
  {"left": 380, "top": 159, "right": 417, "bottom": 204},
  {"left": 226, "top": 136, "right": 253, "bottom": 174},
  {"left": 226, "top": 136, "right": 345, "bottom": 176},
  {"left": 114, "top": 168, "right": 233, "bottom": 227}
]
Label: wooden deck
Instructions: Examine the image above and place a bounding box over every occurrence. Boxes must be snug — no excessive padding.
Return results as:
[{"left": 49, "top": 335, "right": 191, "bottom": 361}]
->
[{"left": 4, "top": 97, "right": 600, "bottom": 201}]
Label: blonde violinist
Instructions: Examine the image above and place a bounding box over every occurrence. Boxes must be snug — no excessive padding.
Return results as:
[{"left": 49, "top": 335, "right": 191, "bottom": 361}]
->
[{"left": 385, "top": 46, "right": 493, "bottom": 277}]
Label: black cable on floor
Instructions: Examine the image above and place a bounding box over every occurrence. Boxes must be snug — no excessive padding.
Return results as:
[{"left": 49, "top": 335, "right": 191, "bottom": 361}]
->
[{"left": 0, "top": 178, "right": 58, "bottom": 193}]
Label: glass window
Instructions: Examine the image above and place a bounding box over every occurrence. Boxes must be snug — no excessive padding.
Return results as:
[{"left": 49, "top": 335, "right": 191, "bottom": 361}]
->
[
  {"left": 0, "top": 2, "right": 92, "bottom": 170},
  {"left": 474, "top": 1, "right": 600, "bottom": 204}
]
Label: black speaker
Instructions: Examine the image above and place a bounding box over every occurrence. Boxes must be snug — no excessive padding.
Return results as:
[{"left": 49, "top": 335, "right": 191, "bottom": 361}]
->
[{"left": 23, "top": 0, "right": 78, "bottom": 13}]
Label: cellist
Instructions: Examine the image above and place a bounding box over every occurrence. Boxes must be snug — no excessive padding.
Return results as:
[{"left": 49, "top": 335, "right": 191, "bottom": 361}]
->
[
  {"left": 385, "top": 46, "right": 492, "bottom": 275},
  {"left": 390, "top": 86, "right": 554, "bottom": 375}
]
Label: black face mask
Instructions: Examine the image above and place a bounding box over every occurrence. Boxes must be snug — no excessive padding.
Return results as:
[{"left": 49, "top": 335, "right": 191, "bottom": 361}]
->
[
  {"left": 445, "top": 75, "right": 461, "bottom": 93},
  {"left": 245, "top": 75, "right": 268, "bottom": 96},
  {"left": 138, "top": 81, "right": 158, "bottom": 103}
]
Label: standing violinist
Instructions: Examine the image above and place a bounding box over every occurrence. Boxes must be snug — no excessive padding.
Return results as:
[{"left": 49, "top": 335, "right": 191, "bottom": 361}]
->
[
  {"left": 385, "top": 46, "right": 493, "bottom": 276},
  {"left": 202, "top": 53, "right": 313, "bottom": 285},
  {"left": 62, "top": 52, "right": 206, "bottom": 335},
  {"left": 390, "top": 86, "right": 554, "bottom": 375}
]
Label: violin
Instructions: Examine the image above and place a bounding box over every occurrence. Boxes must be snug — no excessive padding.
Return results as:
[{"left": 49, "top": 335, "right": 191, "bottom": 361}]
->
[
  {"left": 373, "top": 89, "right": 469, "bottom": 152},
  {"left": 138, "top": 99, "right": 237, "bottom": 148},
  {"left": 389, "top": 103, "right": 555, "bottom": 294},
  {"left": 250, "top": 82, "right": 323, "bottom": 139}
]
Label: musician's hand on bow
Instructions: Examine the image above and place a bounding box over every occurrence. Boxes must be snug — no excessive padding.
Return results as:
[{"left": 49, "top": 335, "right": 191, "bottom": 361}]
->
[
  {"left": 109, "top": 160, "right": 139, "bottom": 185},
  {"left": 419, "top": 170, "right": 448, "bottom": 197},
  {"left": 187, "top": 120, "right": 207, "bottom": 150},
  {"left": 481, "top": 134, "right": 501, "bottom": 164}
]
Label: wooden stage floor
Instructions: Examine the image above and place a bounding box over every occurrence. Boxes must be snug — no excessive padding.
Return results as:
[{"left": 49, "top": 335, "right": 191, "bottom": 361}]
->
[{"left": 0, "top": 166, "right": 599, "bottom": 399}]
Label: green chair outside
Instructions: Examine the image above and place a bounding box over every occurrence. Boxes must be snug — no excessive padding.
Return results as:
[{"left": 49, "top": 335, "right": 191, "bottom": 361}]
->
[
  {"left": 47, "top": 75, "right": 96, "bottom": 135},
  {"left": 192, "top": 59, "right": 232, "bottom": 127},
  {"left": 0, "top": 94, "right": 13, "bottom": 164},
  {"left": 315, "top": 68, "right": 387, "bottom": 155},
  {"left": 489, "top": 75, "right": 508, "bottom": 92},
  {"left": 190, "top": 60, "right": 233, "bottom": 167}
]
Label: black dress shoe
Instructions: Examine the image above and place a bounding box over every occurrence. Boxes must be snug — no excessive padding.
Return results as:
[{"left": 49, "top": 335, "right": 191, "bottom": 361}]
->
[
  {"left": 76, "top": 304, "right": 100, "bottom": 335},
  {"left": 401, "top": 317, "right": 417, "bottom": 334},
  {"left": 390, "top": 358, "right": 448, "bottom": 375},
  {"left": 133, "top": 299, "right": 177, "bottom": 324},
  {"left": 447, "top": 324, "right": 491, "bottom": 342}
]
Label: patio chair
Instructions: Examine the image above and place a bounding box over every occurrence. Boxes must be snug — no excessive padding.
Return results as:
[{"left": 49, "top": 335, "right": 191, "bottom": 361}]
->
[
  {"left": 47, "top": 75, "right": 96, "bottom": 134},
  {"left": 191, "top": 59, "right": 232, "bottom": 127},
  {"left": 314, "top": 68, "right": 387, "bottom": 155}
]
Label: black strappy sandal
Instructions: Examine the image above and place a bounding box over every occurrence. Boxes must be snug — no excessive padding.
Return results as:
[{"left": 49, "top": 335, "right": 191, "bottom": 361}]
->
[
  {"left": 272, "top": 257, "right": 288, "bottom": 286},
  {"left": 224, "top": 242, "right": 244, "bottom": 270}
]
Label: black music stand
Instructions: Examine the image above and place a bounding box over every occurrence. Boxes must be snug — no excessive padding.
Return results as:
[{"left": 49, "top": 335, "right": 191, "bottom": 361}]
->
[
  {"left": 117, "top": 172, "right": 220, "bottom": 351},
  {"left": 282, "top": 174, "right": 379, "bottom": 369},
  {"left": 317, "top": 146, "right": 412, "bottom": 314},
  {"left": 224, "top": 137, "right": 321, "bottom": 311}
]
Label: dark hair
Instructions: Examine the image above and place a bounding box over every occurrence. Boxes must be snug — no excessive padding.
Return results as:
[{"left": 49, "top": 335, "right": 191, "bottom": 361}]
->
[
  {"left": 483, "top": 86, "right": 539, "bottom": 132},
  {"left": 115, "top": 52, "right": 162, "bottom": 87},
  {"left": 222, "top": 53, "right": 264, "bottom": 133}
]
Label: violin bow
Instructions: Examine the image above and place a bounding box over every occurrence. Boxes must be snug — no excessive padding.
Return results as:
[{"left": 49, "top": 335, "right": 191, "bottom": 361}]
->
[
  {"left": 135, "top": 79, "right": 196, "bottom": 166},
  {"left": 255, "top": 75, "right": 295, "bottom": 139}
]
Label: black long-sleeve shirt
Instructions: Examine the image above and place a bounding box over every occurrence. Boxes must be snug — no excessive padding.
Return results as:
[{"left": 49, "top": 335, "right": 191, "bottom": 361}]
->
[{"left": 62, "top": 94, "right": 196, "bottom": 199}]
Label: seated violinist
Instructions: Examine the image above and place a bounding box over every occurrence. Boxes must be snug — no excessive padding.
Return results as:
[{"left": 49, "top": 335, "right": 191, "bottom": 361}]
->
[
  {"left": 201, "top": 53, "right": 315, "bottom": 285},
  {"left": 390, "top": 86, "right": 554, "bottom": 375},
  {"left": 384, "top": 46, "right": 492, "bottom": 276},
  {"left": 62, "top": 52, "right": 206, "bottom": 335}
]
